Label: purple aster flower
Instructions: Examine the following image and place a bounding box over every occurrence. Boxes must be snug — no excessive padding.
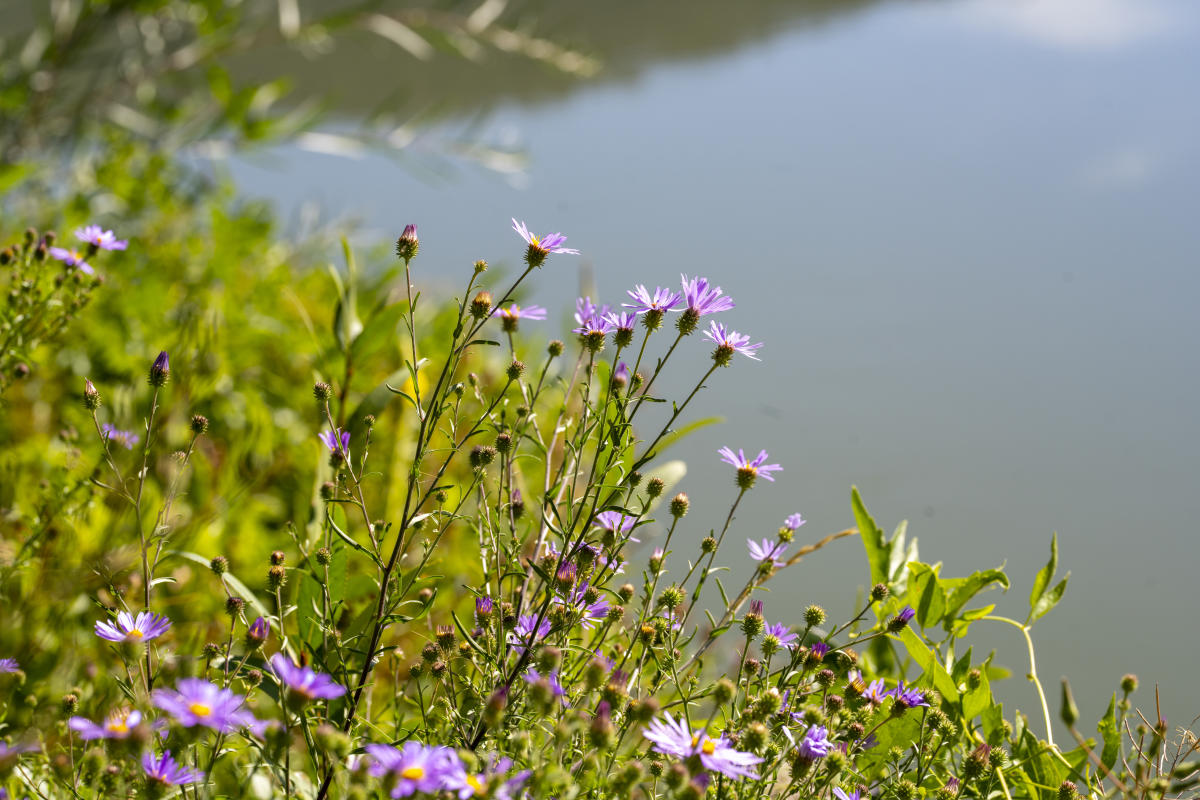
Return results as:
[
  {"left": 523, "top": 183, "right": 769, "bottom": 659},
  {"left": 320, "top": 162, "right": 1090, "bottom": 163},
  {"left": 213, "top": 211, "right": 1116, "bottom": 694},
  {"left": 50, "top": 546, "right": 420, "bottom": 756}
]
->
[
  {"left": 523, "top": 668, "right": 568, "bottom": 705},
  {"left": 782, "top": 513, "right": 806, "bottom": 532},
  {"left": 152, "top": 678, "right": 251, "bottom": 733},
  {"left": 594, "top": 510, "right": 640, "bottom": 542},
  {"left": 75, "top": 225, "right": 128, "bottom": 251},
  {"left": 605, "top": 310, "right": 638, "bottom": 335},
  {"left": 862, "top": 678, "right": 890, "bottom": 706},
  {"left": 95, "top": 611, "right": 171, "bottom": 643},
  {"left": 366, "top": 741, "right": 459, "bottom": 797},
  {"left": 556, "top": 582, "right": 610, "bottom": 628},
  {"left": 718, "top": 447, "right": 782, "bottom": 488},
  {"left": 100, "top": 423, "right": 139, "bottom": 450},
  {"left": 612, "top": 362, "right": 631, "bottom": 389},
  {"left": 798, "top": 724, "right": 832, "bottom": 759},
  {"left": 892, "top": 680, "right": 930, "bottom": 709},
  {"left": 624, "top": 285, "right": 682, "bottom": 314},
  {"left": 475, "top": 596, "right": 495, "bottom": 623},
  {"left": 573, "top": 310, "right": 615, "bottom": 338},
  {"left": 703, "top": 320, "right": 763, "bottom": 363},
  {"left": 319, "top": 427, "right": 351, "bottom": 455},
  {"left": 0, "top": 659, "right": 17, "bottom": 673},
  {"left": 142, "top": 750, "right": 204, "bottom": 786},
  {"left": 891, "top": 605, "right": 917, "bottom": 627},
  {"left": 764, "top": 622, "right": 798, "bottom": 649},
  {"left": 747, "top": 538, "right": 787, "bottom": 567},
  {"left": 509, "top": 614, "right": 552, "bottom": 655},
  {"left": 268, "top": 653, "right": 346, "bottom": 701},
  {"left": 681, "top": 274, "right": 735, "bottom": 316},
  {"left": 48, "top": 246, "right": 94, "bottom": 275},
  {"left": 574, "top": 296, "right": 611, "bottom": 328},
  {"left": 443, "top": 755, "right": 530, "bottom": 800},
  {"left": 0, "top": 742, "right": 37, "bottom": 769},
  {"left": 69, "top": 708, "right": 143, "bottom": 740},
  {"left": 495, "top": 303, "right": 547, "bottom": 331},
  {"left": 834, "top": 788, "right": 863, "bottom": 800},
  {"left": 642, "top": 713, "right": 763, "bottom": 779},
  {"left": 512, "top": 219, "right": 579, "bottom": 267},
  {"left": 810, "top": 642, "right": 829, "bottom": 660}
]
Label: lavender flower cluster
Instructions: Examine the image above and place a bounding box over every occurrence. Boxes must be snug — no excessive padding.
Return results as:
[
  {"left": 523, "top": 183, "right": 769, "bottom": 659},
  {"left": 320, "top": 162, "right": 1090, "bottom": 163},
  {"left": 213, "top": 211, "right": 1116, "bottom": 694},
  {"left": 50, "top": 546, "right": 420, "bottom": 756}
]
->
[{"left": 0, "top": 217, "right": 1125, "bottom": 800}]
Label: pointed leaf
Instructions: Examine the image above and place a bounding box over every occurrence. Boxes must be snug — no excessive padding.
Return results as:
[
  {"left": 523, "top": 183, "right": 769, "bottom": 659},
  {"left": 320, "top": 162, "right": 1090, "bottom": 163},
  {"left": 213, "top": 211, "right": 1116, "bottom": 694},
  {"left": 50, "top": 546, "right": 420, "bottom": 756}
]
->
[
  {"left": 1030, "top": 574, "right": 1069, "bottom": 622},
  {"left": 852, "top": 487, "right": 889, "bottom": 590},
  {"left": 1029, "top": 532, "right": 1058, "bottom": 620},
  {"left": 1098, "top": 693, "right": 1120, "bottom": 769}
]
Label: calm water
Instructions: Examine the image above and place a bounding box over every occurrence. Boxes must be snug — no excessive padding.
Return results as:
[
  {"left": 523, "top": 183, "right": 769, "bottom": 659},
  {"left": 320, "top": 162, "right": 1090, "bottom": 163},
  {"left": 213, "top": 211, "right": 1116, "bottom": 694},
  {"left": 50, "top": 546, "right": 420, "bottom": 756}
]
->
[{"left": 226, "top": 0, "right": 1200, "bottom": 728}]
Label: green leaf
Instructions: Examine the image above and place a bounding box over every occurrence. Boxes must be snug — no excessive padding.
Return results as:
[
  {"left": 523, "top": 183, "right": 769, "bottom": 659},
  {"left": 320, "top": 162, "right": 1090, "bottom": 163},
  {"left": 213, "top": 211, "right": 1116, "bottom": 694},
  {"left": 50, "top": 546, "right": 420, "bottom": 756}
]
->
[
  {"left": 942, "top": 567, "right": 1009, "bottom": 625},
  {"left": 963, "top": 667, "right": 992, "bottom": 720},
  {"left": 896, "top": 627, "right": 959, "bottom": 702},
  {"left": 852, "top": 486, "right": 889, "bottom": 590},
  {"left": 351, "top": 300, "right": 409, "bottom": 362},
  {"left": 1098, "top": 693, "right": 1120, "bottom": 770},
  {"left": 981, "top": 702, "right": 1006, "bottom": 744},
  {"left": 1029, "top": 533, "right": 1058, "bottom": 620},
  {"left": 905, "top": 562, "right": 946, "bottom": 628},
  {"left": 1030, "top": 575, "right": 1069, "bottom": 622},
  {"left": 327, "top": 544, "right": 348, "bottom": 608},
  {"left": 648, "top": 416, "right": 724, "bottom": 458},
  {"left": 347, "top": 369, "right": 407, "bottom": 442},
  {"left": 296, "top": 573, "right": 323, "bottom": 649}
]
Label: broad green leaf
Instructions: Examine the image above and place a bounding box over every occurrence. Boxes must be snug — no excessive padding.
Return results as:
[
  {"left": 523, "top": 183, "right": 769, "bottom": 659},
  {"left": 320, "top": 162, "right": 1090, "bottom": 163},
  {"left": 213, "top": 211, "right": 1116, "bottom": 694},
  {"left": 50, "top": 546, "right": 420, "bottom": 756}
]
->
[
  {"left": 1030, "top": 575, "right": 1069, "bottom": 622},
  {"left": 951, "top": 647, "right": 974, "bottom": 685},
  {"left": 851, "top": 487, "right": 889, "bottom": 591},
  {"left": 1098, "top": 694, "right": 1120, "bottom": 770},
  {"left": 905, "top": 562, "right": 946, "bottom": 628},
  {"left": 1029, "top": 532, "right": 1058, "bottom": 621},
  {"left": 856, "top": 710, "right": 922, "bottom": 777},
  {"left": 981, "top": 702, "right": 1006, "bottom": 744},
  {"left": 896, "top": 627, "right": 959, "bottom": 702},
  {"left": 943, "top": 567, "right": 1010, "bottom": 624},
  {"left": 963, "top": 667, "right": 992, "bottom": 720},
  {"left": 351, "top": 300, "right": 409, "bottom": 362}
]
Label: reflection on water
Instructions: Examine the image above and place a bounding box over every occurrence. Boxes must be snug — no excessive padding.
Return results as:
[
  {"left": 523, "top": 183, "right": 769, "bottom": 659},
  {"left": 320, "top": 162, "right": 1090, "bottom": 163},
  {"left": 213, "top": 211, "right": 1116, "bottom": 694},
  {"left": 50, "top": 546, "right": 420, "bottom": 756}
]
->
[{"left": 227, "top": 0, "right": 1200, "bottom": 728}]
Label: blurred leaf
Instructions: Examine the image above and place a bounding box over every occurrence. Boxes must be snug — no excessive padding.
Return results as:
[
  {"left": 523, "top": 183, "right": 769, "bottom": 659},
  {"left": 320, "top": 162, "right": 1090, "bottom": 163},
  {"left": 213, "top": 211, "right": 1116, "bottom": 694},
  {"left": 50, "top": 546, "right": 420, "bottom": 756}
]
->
[
  {"left": 649, "top": 416, "right": 724, "bottom": 458},
  {"left": 943, "top": 567, "right": 1009, "bottom": 628},
  {"left": 296, "top": 573, "right": 322, "bottom": 649},
  {"left": 169, "top": 551, "right": 270, "bottom": 619},
  {"left": 351, "top": 301, "right": 409, "bottom": 363}
]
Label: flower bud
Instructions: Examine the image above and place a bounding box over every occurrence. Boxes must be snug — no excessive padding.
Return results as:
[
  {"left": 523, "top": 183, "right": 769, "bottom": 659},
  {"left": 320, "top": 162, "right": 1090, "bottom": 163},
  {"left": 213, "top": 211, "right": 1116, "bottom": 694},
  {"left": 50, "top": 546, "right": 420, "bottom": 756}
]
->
[
  {"left": 313, "top": 381, "right": 333, "bottom": 401},
  {"left": 188, "top": 414, "right": 209, "bottom": 435},
  {"left": 701, "top": 536, "right": 717, "bottom": 554},
  {"left": 320, "top": 481, "right": 336, "bottom": 501},
  {"left": 1058, "top": 782, "right": 1078, "bottom": 800},
  {"left": 547, "top": 339, "right": 564, "bottom": 357},
  {"left": 804, "top": 605, "right": 826, "bottom": 627},
  {"left": 395, "top": 224, "right": 419, "bottom": 261},
  {"left": 83, "top": 379, "right": 101, "bottom": 410},
  {"left": 61, "top": 693, "right": 79, "bottom": 714},
  {"left": 1121, "top": 674, "right": 1138, "bottom": 694},
  {"left": 871, "top": 583, "right": 890, "bottom": 602},
  {"left": 646, "top": 477, "right": 664, "bottom": 498},
  {"left": 225, "top": 596, "right": 245, "bottom": 617},
  {"left": 267, "top": 565, "right": 287, "bottom": 590},
  {"left": 887, "top": 606, "right": 916, "bottom": 633},
  {"left": 741, "top": 600, "right": 765, "bottom": 638},
  {"left": 676, "top": 307, "right": 700, "bottom": 336},
  {"left": 148, "top": 351, "right": 170, "bottom": 387},
  {"left": 209, "top": 555, "right": 228, "bottom": 575},
  {"left": 506, "top": 360, "right": 525, "bottom": 381},
  {"left": 315, "top": 547, "right": 332, "bottom": 566},
  {"left": 246, "top": 617, "right": 269, "bottom": 650},
  {"left": 669, "top": 493, "right": 689, "bottom": 518},
  {"left": 470, "top": 445, "right": 497, "bottom": 469},
  {"left": 270, "top": 550, "right": 286, "bottom": 566},
  {"left": 474, "top": 259, "right": 488, "bottom": 274},
  {"left": 470, "top": 291, "right": 493, "bottom": 320}
]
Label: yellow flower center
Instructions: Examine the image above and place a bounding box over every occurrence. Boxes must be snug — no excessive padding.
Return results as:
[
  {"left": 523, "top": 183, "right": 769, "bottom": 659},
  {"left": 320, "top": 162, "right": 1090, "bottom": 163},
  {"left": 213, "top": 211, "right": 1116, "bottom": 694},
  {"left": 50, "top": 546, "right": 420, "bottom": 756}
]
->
[
  {"left": 106, "top": 720, "right": 128, "bottom": 734},
  {"left": 467, "top": 775, "right": 484, "bottom": 793},
  {"left": 702, "top": 740, "right": 716, "bottom": 755},
  {"left": 529, "top": 234, "right": 541, "bottom": 247},
  {"left": 401, "top": 766, "right": 425, "bottom": 780},
  {"left": 188, "top": 703, "right": 212, "bottom": 717},
  {"left": 127, "top": 628, "right": 144, "bottom": 639}
]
